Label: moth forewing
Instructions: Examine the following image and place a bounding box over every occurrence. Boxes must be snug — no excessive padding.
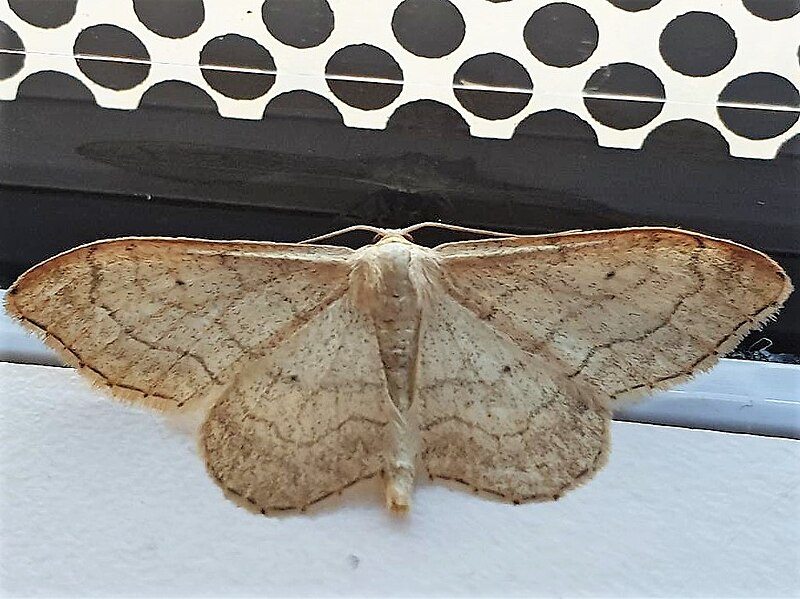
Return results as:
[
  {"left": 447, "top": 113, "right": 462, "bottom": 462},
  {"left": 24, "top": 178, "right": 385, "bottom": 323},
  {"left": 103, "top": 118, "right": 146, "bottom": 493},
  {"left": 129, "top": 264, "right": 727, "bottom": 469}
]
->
[{"left": 434, "top": 228, "right": 792, "bottom": 403}]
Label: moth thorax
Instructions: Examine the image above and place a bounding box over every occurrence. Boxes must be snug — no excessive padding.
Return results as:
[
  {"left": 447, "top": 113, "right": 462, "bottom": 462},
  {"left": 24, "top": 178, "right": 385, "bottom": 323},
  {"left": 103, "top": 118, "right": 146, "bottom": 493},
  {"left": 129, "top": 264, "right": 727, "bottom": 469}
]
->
[{"left": 347, "top": 243, "right": 436, "bottom": 316}]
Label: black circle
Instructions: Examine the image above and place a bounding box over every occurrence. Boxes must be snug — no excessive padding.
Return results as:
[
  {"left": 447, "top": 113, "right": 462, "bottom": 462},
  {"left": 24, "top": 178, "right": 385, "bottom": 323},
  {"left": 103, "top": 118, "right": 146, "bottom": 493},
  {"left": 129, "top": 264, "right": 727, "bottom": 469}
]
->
[
  {"left": 387, "top": 100, "right": 470, "bottom": 137},
  {"left": 454, "top": 53, "right": 533, "bottom": 120},
  {"left": 718, "top": 72, "right": 799, "bottom": 139},
  {"left": 0, "top": 21, "right": 24, "bottom": 79},
  {"left": 74, "top": 25, "right": 150, "bottom": 90},
  {"left": 264, "top": 90, "right": 343, "bottom": 122},
  {"left": 524, "top": 3, "right": 598, "bottom": 67},
  {"left": 643, "top": 119, "right": 730, "bottom": 154},
  {"left": 134, "top": 0, "right": 204, "bottom": 39},
  {"left": 17, "top": 71, "right": 94, "bottom": 100},
  {"left": 392, "top": 0, "right": 465, "bottom": 58},
  {"left": 515, "top": 109, "right": 598, "bottom": 143},
  {"left": 742, "top": 0, "right": 800, "bottom": 21},
  {"left": 262, "top": 0, "right": 334, "bottom": 48},
  {"left": 140, "top": 81, "right": 216, "bottom": 111},
  {"left": 659, "top": 12, "right": 736, "bottom": 77},
  {"left": 9, "top": 0, "right": 76, "bottom": 28},
  {"left": 583, "top": 63, "right": 665, "bottom": 129},
  {"left": 200, "top": 35, "right": 276, "bottom": 100},
  {"left": 326, "top": 44, "right": 403, "bottom": 110},
  {"left": 606, "top": 0, "right": 660, "bottom": 11}
]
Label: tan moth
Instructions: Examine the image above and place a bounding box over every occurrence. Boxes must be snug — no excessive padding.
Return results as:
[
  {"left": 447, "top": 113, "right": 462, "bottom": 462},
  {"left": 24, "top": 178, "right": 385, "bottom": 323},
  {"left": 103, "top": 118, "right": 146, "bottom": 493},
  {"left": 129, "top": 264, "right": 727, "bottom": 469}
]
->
[{"left": 5, "top": 223, "right": 792, "bottom": 515}]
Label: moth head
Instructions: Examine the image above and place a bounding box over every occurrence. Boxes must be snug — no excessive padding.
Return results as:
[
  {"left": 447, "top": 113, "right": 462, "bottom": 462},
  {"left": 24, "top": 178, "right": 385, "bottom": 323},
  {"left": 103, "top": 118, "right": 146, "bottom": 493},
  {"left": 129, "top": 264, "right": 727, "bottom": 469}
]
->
[{"left": 373, "top": 229, "right": 414, "bottom": 245}]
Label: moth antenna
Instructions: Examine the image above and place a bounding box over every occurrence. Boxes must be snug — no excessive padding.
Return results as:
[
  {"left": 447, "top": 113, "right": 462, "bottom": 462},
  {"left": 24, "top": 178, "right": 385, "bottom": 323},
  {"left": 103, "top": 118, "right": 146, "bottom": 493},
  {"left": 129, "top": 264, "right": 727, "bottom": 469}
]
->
[
  {"left": 400, "top": 222, "right": 585, "bottom": 239},
  {"left": 301, "top": 225, "right": 387, "bottom": 244},
  {"left": 401, "top": 222, "right": 512, "bottom": 238},
  {"left": 400, "top": 222, "right": 517, "bottom": 238}
]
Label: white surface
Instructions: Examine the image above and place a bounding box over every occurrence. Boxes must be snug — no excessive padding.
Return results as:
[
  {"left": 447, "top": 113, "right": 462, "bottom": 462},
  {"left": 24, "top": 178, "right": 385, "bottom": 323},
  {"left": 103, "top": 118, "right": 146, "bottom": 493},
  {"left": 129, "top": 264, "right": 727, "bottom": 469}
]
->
[{"left": 1, "top": 361, "right": 799, "bottom": 597}]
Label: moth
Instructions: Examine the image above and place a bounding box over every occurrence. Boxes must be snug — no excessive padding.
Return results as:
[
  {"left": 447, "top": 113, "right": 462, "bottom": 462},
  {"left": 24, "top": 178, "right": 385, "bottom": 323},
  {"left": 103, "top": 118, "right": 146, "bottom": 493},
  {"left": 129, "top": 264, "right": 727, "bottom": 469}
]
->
[{"left": 5, "top": 223, "right": 792, "bottom": 515}]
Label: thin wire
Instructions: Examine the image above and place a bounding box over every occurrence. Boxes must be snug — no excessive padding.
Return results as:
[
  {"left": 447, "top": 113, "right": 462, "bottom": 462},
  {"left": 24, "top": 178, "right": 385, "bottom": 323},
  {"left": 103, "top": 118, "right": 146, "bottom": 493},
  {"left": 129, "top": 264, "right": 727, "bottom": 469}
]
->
[{"left": 2, "top": 48, "right": 799, "bottom": 112}]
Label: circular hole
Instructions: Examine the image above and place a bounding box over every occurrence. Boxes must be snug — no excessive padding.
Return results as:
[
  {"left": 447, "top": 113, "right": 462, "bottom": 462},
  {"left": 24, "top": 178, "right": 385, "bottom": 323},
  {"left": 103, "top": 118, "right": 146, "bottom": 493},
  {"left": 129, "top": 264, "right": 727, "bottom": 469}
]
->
[
  {"left": 454, "top": 53, "right": 533, "bottom": 120},
  {"left": 0, "top": 21, "right": 24, "bottom": 79},
  {"left": 718, "top": 72, "right": 799, "bottom": 139},
  {"left": 605, "top": 0, "right": 661, "bottom": 11},
  {"left": 387, "top": 100, "right": 470, "bottom": 137},
  {"left": 140, "top": 81, "right": 216, "bottom": 111},
  {"left": 8, "top": 0, "right": 76, "bottom": 28},
  {"left": 200, "top": 34, "right": 276, "bottom": 100},
  {"left": 264, "top": 90, "right": 343, "bottom": 123},
  {"left": 262, "top": 0, "right": 334, "bottom": 49},
  {"left": 643, "top": 119, "right": 730, "bottom": 154},
  {"left": 659, "top": 12, "right": 736, "bottom": 77},
  {"left": 134, "top": 0, "right": 204, "bottom": 39},
  {"left": 74, "top": 25, "right": 150, "bottom": 90},
  {"left": 524, "top": 3, "right": 598, "bottom": 68},
  {"left": 392, "top": 0, "right": 465, "bottom": 58},
  {"left": 583, "top": 62, "right": 665, "bottom": 129},
  {"left": 17, "top": 71, "right": 94, "bottom": 101},
  {"left": 742, "top": 0, "right": 800, "bottom": 21},
  {"left": 326, "top": 44, "right": 403, "bottom": 110},
  {"left": 515, "top": 109, "right": 598, "bottom": 143}
]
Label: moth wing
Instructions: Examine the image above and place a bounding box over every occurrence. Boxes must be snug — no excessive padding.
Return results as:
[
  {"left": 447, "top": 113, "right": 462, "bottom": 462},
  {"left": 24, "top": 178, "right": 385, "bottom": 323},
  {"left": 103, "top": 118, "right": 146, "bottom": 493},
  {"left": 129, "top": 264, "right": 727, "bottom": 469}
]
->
[
  {"left": 434, "top": 228, "right": 791, "bottom": 402},
  {"left": 201, "top": 295, "right": 391, "bottom": 513},
  {"left": 417, "top": 293, "right": 610, "bottom": 502},
  {"left": 6, "top": 238, "right": 353, "bottom": 410}
]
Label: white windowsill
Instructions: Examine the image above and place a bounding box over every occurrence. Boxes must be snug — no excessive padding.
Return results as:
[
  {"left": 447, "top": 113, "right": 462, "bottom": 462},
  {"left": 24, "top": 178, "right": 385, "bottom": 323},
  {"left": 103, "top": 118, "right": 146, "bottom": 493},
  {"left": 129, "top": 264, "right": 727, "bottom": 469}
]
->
[{"left": 2, "top": 360, "right": 799, "bottom": 597}]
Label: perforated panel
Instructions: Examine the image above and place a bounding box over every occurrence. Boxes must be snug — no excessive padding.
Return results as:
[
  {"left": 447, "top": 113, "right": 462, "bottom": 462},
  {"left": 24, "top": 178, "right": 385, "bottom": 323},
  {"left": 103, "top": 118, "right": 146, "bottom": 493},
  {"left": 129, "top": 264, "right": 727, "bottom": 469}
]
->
[{"left": 1, "top": 0, "right": 798, "bottom": 158}]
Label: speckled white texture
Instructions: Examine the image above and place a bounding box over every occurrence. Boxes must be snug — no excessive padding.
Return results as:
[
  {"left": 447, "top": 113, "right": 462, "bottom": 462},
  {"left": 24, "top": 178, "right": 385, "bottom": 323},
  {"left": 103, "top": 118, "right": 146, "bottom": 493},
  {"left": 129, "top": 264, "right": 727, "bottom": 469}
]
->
[{"left": 1, "top": 361, "right": 799, "bottom": 597}]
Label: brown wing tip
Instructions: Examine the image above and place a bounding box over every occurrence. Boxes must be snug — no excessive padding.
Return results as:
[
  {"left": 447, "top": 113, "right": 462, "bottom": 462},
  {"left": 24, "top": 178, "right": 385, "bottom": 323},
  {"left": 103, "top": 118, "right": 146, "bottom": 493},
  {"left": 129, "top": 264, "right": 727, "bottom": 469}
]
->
[
  {"left": 635, "top": 228, "right": 793, "bottom": 309},
  {"left": 713, "top": 238, "right": 793, "bottom": 306}
]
